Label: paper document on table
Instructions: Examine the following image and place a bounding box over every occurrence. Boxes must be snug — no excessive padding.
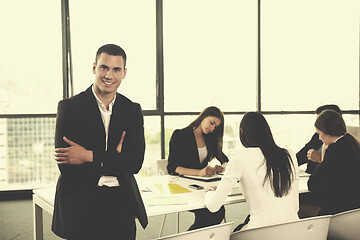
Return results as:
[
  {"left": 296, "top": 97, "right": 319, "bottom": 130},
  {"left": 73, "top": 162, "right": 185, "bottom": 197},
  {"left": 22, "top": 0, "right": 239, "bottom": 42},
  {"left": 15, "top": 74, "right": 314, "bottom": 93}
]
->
[
  {"left": 168, "top": 183, "right": 191, "bottom": 194},
  {"left": 147, "top": 183, "right": 191, "bottom": 194},
  {"left": 146, "top": 196, "right": 188, "bottom": 206}
]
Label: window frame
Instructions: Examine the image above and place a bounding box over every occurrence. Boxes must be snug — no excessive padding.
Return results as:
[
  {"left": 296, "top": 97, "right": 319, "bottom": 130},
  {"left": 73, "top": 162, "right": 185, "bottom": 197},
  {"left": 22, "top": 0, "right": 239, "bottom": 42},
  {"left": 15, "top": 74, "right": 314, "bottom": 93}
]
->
[{"left": 0, "top": 0, "right": 359, "bottom": 191}]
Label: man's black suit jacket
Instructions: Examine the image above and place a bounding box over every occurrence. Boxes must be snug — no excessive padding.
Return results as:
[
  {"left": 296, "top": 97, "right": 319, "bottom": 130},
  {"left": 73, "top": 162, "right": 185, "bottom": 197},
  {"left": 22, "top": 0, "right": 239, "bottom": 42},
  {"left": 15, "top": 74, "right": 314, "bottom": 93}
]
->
[
  {"left": 296, "top": 133, "right": 322, "bottom": 174},
  {"left": 51, "top": 86, "right": 147, "bottom": 238}
]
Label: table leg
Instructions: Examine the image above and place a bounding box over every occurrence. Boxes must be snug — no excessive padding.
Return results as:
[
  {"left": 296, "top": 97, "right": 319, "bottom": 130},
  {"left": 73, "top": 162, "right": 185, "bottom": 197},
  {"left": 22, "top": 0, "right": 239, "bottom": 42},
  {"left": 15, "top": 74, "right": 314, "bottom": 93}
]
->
[
  {"left": 159, "top": 214, "right": 166, "bottom": 237},
  {"left": 176, "top": 212, "right": 179, "bottom": 233},
  {"left": 33, "top": 199, "right": 44, "bottom": 240}
]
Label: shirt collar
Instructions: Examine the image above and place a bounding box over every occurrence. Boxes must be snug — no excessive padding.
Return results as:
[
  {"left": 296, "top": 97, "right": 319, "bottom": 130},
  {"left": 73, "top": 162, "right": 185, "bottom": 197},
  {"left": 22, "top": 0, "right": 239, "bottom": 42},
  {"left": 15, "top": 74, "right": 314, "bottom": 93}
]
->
[
  {"left": 92, "top": 85, "right": 116, "bottom": 112},
  {"left": 334, "top": 134, "right": 345, "bottom": 143}
]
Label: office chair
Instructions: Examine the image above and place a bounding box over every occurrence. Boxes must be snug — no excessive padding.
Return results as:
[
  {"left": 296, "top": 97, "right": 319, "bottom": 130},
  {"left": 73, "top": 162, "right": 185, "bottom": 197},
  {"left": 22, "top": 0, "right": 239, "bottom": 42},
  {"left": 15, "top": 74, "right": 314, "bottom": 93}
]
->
[
  {"left": 156, "top": 222, "right": 233, "bottom": 240},
  {"left": 230, "top": 215, "right": 331, "bottom": 240},
  {"left": 327, "top": 208, "right": 360, "bottom": 240},
  {"left": 157, "top": 159, "right": 169, "bottom": 176},
  {"left": 346, "top": 126, "right": 360, "bottom": 140}
]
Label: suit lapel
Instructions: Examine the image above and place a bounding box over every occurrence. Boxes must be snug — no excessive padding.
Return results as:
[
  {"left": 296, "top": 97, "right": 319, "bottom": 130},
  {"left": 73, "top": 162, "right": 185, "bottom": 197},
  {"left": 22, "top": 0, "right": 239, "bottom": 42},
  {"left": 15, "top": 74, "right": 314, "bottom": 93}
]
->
[
  {"left": 108, "top": 93, "right": 127, "bottom": 149},
  {"left": 80, "top": 87, "right": 106, "bottom": 150}
]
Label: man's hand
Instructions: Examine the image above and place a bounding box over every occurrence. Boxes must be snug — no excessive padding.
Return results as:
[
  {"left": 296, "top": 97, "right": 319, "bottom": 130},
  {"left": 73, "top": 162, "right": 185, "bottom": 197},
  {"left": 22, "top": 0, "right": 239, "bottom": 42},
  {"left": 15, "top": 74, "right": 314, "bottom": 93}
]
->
[
  {"left": 307, "top": 149, "right": 321, "bottom": 163},
  {"left": 116, "top": 131, "right": 126, "bottom": 153},
  {"left": 198, "top": 166, "right": 216, "bottom": 177},
  {"left": 214, "top": 165, "right": 225, "bottom": 174},
  {"left": 55, "top": 136, "right": 93, "bottom": 164}
]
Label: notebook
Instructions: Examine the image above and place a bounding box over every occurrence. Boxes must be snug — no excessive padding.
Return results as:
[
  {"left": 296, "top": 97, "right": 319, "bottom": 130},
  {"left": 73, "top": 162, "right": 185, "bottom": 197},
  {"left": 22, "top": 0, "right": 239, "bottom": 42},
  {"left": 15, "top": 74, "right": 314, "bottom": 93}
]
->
[{"left": 180, "top": 174, "right": 221, "bottom": 182}]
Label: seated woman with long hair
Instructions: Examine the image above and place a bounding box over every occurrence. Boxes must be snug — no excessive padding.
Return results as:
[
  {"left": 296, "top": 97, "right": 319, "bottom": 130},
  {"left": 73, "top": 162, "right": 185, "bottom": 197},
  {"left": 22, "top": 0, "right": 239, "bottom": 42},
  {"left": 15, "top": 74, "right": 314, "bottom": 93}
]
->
[
  {"left": 167, "top": 106, "right": 229, "bottom": 230},
  {"left": 205, "top": 112, "right": 299, "bottom": 231},
  {"left": 302, "top": 110, "right": 360, "bottom": 216}
]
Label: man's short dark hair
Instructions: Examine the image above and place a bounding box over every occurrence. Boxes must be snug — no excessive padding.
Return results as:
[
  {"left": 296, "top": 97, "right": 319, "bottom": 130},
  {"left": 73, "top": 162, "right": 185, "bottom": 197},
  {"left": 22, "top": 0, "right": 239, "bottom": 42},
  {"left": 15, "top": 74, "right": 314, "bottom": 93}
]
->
[
  {"left": 95, "top": 44, "right": 127, "bottom": 67},
  {"left": 315, "top": 104, "right": 342, "bottom": 115}
]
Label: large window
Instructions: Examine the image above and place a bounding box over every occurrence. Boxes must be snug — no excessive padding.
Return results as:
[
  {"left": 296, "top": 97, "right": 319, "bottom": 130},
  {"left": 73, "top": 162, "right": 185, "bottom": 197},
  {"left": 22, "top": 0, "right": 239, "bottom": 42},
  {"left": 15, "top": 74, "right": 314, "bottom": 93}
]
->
[
  {"left": 0, "top": 0, "right": 359, "bottom": 190},
  {"left": 0, "top": 117, "right": 57, "bottom": 189},
  {"left": 0, "top": 0, "right": 62, "bottom": 190},
  {"left": 0, "top": 0, "right": 62, "bottom": 114},
  {"left": 163, "top": 0, "right": 258, "bottom": 112},
  {"left": 69, "top": 0, "right": 157, "bottom": 110},
  {"left": 261, "top": 0, "right": 360, "bottom": 111},
  {"left": 141, "top": 116, "right": 161, "bottom": 176}
]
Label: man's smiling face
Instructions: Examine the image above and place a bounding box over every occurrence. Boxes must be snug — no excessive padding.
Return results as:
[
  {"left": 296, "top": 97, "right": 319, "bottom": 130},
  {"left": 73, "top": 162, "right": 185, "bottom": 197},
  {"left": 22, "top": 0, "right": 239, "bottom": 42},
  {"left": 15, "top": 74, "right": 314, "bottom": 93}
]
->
[{"left": 93, "top": 52, "right": 127, "bottom": 97}]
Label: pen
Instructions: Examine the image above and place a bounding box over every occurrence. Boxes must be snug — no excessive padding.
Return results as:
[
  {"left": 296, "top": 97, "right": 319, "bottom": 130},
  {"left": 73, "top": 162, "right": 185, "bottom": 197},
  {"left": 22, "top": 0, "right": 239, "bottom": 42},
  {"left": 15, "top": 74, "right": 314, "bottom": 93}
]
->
[{"left": 141, "top": 187, "right": 152, "bottom": 192}]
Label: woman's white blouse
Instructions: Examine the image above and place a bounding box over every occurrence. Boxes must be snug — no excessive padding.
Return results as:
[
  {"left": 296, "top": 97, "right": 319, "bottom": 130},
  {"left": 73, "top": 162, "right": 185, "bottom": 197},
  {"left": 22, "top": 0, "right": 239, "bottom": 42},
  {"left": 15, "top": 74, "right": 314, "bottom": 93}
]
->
[
  {"left": 205, "top": 147, "right": 300, "bottom": 230},
  {"left": 198, "top": 146, "right": 208, "bottom": 164}
]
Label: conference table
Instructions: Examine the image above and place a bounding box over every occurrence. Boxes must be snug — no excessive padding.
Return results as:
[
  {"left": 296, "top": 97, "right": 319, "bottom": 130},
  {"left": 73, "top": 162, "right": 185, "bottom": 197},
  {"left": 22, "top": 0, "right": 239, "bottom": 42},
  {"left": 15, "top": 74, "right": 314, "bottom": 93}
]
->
[{"left": 33, "top": 174, "right": 310, "bottom": 240}]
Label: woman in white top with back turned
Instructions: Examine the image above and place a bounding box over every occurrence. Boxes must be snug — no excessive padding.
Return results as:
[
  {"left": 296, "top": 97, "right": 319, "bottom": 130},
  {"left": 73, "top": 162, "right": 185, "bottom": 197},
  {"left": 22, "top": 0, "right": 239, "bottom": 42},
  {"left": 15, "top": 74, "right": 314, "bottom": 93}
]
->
[{"left": 205, "top": 112, "right": 299, "bottom": 231}]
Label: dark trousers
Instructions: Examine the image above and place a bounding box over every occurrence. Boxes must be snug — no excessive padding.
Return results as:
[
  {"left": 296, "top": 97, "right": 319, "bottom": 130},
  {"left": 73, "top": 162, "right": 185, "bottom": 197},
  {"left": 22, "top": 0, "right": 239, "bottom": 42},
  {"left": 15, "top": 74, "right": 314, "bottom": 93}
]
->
[
  {"left": 188, "top": 206, "right": 225, "bottom": 231},
  {"left": 298, "top": 192, "right": 323, "bottom": 218},
  {"left": 67, "top": 186, "right": 136, "bottom": 240},
  {"left": 299, "top": 192, "right": 323, "bottom": 206}
]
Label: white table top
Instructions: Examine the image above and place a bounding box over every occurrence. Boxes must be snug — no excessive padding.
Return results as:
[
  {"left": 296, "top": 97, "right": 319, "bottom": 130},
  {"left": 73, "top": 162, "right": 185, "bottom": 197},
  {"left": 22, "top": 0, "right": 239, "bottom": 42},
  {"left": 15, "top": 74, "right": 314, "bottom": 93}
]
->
[{"left": 33, "top": 174, "right": 309, "bottom": 217}]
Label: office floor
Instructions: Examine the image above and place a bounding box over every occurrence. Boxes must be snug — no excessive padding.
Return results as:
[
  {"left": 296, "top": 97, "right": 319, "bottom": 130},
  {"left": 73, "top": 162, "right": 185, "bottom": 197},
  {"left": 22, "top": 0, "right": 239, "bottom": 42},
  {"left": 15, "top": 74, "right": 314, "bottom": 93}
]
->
[{"left": 0, "top": 198, "right": 249, "bottom": 240}]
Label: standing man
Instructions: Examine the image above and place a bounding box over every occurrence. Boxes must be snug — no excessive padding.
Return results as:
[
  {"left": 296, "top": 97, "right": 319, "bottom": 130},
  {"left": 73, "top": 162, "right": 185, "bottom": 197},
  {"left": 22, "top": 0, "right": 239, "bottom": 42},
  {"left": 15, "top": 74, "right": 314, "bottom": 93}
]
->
[{"left": 52, "top": 44, "right": 147, "bottom": 240}]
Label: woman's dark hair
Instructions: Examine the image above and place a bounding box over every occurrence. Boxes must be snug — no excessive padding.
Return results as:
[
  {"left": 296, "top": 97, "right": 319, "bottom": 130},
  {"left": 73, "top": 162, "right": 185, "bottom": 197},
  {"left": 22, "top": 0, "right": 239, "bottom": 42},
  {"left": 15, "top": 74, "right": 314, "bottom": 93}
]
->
[
  {"left": 315, "top": 109, "right": 360, "bottom": 160},
  {"left": 240, "top": 112, "right": 294, "bottom": 197},
  {"left": 315, "top": 110, "right": 346, "bottom": 136},
  {"left": 187, "top": 106, "right": 225, "bottom": 161}
]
